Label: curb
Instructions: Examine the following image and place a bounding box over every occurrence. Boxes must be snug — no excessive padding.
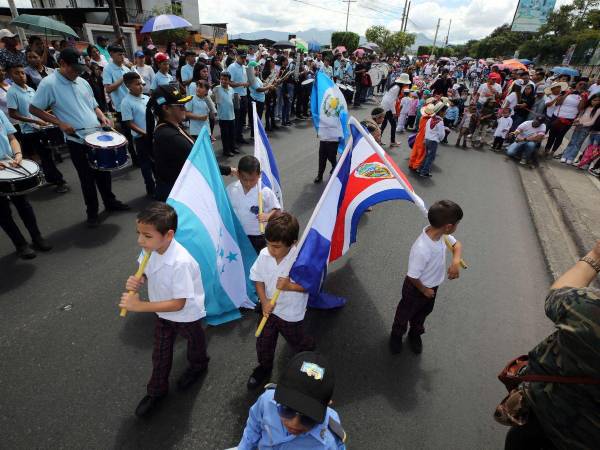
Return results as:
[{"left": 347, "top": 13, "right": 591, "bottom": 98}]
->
[{"left": 536, "top": 162, "right": 597, "bottom": 254}]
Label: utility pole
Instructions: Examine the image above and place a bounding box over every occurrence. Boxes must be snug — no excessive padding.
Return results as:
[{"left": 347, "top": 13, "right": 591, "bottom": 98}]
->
[
  {"left": 107, "top": 0, "right": 124, "bottom": 44},
  {"left": 444, "top": 19, "right": 451, "bottom": 47},
  {"left": 342, "top": 0, "right": 357, "bottom": 32},
  {"left": 6, "top": 0, "right": 26, "bottom": 45},
  {"left": 431, "top": 18, "right": 441, "bottom": 59},
  {"left": 400, "top": 0, "right": 408, "bottom": 33},
  {"left": 403, "top": 0, "right": 411, "bottom": 32}
]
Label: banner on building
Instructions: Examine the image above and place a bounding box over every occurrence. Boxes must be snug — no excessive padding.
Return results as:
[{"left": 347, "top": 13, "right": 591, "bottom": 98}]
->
[{"left": 511, "top": 0, "right": 557, "bottom": 32}]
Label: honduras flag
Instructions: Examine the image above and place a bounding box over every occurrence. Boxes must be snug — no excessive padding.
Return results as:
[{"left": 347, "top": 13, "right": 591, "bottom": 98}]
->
[
  {"left": 252, "top": 102, "right": 283, "bottom": 207},
  {"left": 167, "top": 127, "right": 257, "bottom": 325},
  {"left": 310, "top": 70, "right": 349, "bottom": 153},
  {"left": 290, "top": 117, "right": 427, "bottom": 294}
]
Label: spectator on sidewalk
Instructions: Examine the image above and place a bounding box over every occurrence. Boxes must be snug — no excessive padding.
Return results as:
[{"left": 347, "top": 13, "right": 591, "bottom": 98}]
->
[
  {"left": 545, "top": 81, "right": 588, "bottom": 157},
  {"left": 506, "top": 117, "right": 547, "bottom": 166},
  {"left": 504, "top": 240, "right": 600, "bottom": 450},
  {"left": 560, "top": 94, "right": 600, "bottom": 165}
]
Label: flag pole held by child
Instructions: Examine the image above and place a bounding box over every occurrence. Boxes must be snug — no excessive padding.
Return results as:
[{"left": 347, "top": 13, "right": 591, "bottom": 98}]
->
[
  {"left": 258, "top": 178, "right": 265, "bottom": 234},
  {"left": 348, "top": 116, "right": 468, "bottom": 269},
  {"left": 120, "top": 251, "right": 151, "bottom": 317}
]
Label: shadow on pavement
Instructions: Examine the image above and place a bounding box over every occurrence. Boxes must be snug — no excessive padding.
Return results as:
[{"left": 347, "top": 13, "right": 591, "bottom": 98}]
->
[
  {"left": 44, "top": 221, "right": 121, "bottom": 253},
  {"left": 0, "top": 256, "right": 36, "bottom": 295}
]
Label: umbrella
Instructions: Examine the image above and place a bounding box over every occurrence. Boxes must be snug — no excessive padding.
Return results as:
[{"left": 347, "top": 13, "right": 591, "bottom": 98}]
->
[
  {"left": 353, "top": 48, "right": 365, "bottom": 57},
  {"left": 10, "top": 14, "right": 78, "bottom": 38},
  {"left": 290, "top": 38, "right": 308, "bottom": 52},
  {"left": 333, "top": 45, "right": 346, "bottom": 54},
  {"left": 502, "top": 59, "right": 528, "bottom": 71},
  {"left": 360, "top": 42, "right": 379, "bottom": 52},
  {"left": 551, "top": 66, "right": 579, "bottom": 77},
  {"left": 308, "top": 40, "right": 321, "bottom": 52},
  {"left": 141, "top": 14, "right": 192, "bottom": 33},
  {"left": 273, "top": 40, "right": 295, "bottom": 49},
  {"left": 519, "top": 59, "right": 533, "bottom": 65}
]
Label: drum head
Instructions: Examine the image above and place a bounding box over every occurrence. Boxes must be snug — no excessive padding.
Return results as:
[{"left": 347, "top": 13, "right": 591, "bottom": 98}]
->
[
  {"left": 301, "top": 78, "right": 315, "bottom": 85},
  {"left": 368, "top": 68, "right": 383, "bottom": 86},
  {"left": 85, "top": 131, "right": 127, "bottom": 148},
  {"left": 0, "top": 158, "right": 40, "bottom": 180}
]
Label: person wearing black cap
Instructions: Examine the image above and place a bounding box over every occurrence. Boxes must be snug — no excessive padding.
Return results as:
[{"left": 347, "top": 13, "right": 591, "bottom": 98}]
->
[
  {"left": 29, "top": 47, "right": 129, "bottom": 227},
  {"left": 237, "top": 351, "right": 346, "bottom": 449},
  {"left": 146, "top": 84, "right": 236, "bottom": 201}
]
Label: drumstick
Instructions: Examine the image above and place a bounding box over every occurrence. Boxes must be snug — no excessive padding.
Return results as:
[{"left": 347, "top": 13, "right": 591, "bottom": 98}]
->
[{"left": 120, "top": 251, "right": 152, "bottom": 317}]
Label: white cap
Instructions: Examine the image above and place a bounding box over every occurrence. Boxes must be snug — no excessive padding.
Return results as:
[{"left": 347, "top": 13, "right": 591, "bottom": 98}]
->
[{"left": 0, "top": 29, "right": 17, "bottom": 40}]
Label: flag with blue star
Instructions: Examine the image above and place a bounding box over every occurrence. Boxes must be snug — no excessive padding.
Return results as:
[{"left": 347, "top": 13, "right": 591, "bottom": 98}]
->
[{"left": 168, "top": 127, "right": 257, "bottom": 325}]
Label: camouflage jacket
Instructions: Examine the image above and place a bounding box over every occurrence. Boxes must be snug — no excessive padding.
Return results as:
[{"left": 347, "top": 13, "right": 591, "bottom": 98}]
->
[{"left": 525, "top": 287, "right": 600, "bottom": 450}]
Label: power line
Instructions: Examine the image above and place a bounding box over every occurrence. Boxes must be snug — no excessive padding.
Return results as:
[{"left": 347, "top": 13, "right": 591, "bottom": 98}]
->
[{"left": 291, "top": 0, "right": 387, "bottom": 21}]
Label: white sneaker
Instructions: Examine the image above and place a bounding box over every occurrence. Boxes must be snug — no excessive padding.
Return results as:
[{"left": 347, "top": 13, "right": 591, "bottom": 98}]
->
[
  {"left": 560, "top": 157, "right": 567, "bottom": 163},
  {"left": 519, "top": 159, "right": 528, "bottom": 165},
  {"left": 565, "top": 160, "right": 573, "bottom": 165}
]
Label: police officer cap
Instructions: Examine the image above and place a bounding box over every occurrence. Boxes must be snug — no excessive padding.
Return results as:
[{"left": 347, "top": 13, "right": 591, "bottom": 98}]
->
[
  {"left": 274, "top": 351, "right": 335, "bottom": 424},
  {"left": 153, "top": 84, "right": 192, "bottom": 106},
  {"left": 108, "top": 44, "right": 125, "bottom": 53}
]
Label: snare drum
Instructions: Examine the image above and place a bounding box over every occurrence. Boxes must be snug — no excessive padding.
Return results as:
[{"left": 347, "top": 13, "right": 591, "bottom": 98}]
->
[
  {"left": 84, "top": 131, "right": 129, "bottom": 171},
  {"left": 0, "top": 159, "right": 43, "bottom": 196},
  {"left": 301, "top": 78, "right": 314, "bottom": 86}
]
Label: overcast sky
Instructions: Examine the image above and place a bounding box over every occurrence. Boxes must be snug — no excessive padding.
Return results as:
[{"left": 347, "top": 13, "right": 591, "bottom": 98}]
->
[{"left": 202, "top": 0, "right": 573, "bottom": 43}]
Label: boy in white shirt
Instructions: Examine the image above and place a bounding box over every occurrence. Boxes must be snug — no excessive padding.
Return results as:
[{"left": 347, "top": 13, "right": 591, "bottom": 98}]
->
[
  {"left": 390, "top": 200, "right": 463, "bottom": 354},
  {"left": 247, "top": 212, "right": 316, "bottom": 389},
  {"left": 419, "top": 103, "right": 449, "bottom": 178},
  {"left": 492, "top": 107, "right": 513, "bottom": 152},
  {"left": 227, "top": 155, "right": 281, "bottom": 253},
  {"left": 119, "top": 203, "right": 209, "bottom": 417}
]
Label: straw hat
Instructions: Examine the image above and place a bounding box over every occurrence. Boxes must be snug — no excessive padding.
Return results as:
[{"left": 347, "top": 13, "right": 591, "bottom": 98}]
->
[
  {"left": 440, "top": 96, "right": 450, "bottom": 106},
  {"left": 425, "top": 97, "right": 436, "bottom": 105},
  {"left": 433, "top": 101, "right": 447, "bottom": 114},
  {"left": 394, "top": 73, "right": 411, "bottom": 85},
  {"left": 544, "top": 81, "right": 568, "bottom": 95},
  {"left": 420, "top": 103, "right": 436, "bottom": 116}
]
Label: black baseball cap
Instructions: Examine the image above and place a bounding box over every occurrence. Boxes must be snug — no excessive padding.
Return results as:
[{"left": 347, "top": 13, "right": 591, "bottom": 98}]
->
[
  {"left": 274, "top": 352, "right": 335, "bottom": 424},
  {"left": 59, "top": 48, "right": 86, "bottom": 70},
  {"left": 154, "top": 84, "right": 192, "bottom": 106},
  {"left": 108, "top": 44, "right": 125, "bottom": 53},
  {"left": 96, "top": 35, "right": 108, "bottom": 42}
]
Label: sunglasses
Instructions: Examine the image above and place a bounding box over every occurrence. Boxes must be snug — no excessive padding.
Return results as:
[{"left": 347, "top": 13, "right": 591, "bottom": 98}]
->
[{"left": 277, "top": 404, "right": 318, "bottom": 428}]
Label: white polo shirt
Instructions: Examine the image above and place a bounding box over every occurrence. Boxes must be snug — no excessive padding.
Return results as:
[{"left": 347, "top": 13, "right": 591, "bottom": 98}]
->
[
  {"left": 226, "top": 181, "right": 280, "bottom": 236},
  {"left": 250, "top": 246, "right": 308, "bottom": 322},
  {"left": 139, "top": 239, "right": 206, "bottom": 322},
  {"left": 407, "top": 227, "right": 457, "bottom": 288}
]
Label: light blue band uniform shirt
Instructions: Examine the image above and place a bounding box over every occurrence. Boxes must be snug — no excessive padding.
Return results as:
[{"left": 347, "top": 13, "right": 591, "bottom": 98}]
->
[
  {"left": 120, "top": 93, "right": 149, "bottom": 138},
  {"left": 102, "top": 61, "right": 131, "bottom": 112}
]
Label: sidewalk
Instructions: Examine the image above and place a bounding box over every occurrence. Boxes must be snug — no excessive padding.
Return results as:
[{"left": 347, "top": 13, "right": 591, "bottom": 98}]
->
[{"left": 519, "top": 155, "right": 600, "bottom": 282}]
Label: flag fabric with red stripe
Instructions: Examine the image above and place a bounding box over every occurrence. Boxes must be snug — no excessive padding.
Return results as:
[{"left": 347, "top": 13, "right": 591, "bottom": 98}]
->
[{"left": 290, "top": 118, "right": 426, "bottom": 294}]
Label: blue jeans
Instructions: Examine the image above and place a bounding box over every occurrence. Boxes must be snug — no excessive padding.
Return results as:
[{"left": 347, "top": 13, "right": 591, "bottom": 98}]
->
[
  {"left": 506, "top": 141, "right": 539, "bottom": 161},
  {"left": 420, "top": 139, "right": 438, "bottom": 174},
  {"left": 282, "top": 83, "right": 294, "bottom": 123},
  {"left": 562, "top": 126, "right": 590, "bottom": 161}
]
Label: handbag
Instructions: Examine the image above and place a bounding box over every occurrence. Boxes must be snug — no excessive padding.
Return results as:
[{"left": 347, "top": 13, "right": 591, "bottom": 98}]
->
[{"left": 494, "top": 355, "right": 600, "bottom": 427}]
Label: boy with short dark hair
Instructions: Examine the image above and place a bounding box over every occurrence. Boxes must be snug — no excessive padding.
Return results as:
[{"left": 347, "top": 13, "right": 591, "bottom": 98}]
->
[
  {"left": 226, "top": 155, "right": 281, "bottom": 253},
  {"left": 119, "top": 202, "right": 209, "bottom": 417},
  {"left": 390, "top": 200, "right": 463, "bottom": 354},
  {"left": 120, "top": 71, "right": 155, "bottom": 197},
  {"left": 213, "top": 72, "right": 236, "bottom": 157},
  {"left": 238, "top": 351, "right": 346, "bottom": 449},
  {"left": 247, "top": 211, "right": 316, "bottom": 389}
]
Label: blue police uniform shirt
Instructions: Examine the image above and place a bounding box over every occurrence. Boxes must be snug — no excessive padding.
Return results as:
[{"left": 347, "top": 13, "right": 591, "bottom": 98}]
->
[
  {"left": 6, "top": 84, "right": 37, "bottom": 134},
  {"left": 250, "top": 77, "right": 265, "bottom": 103},
  {"left": 151, "top": 71, "right": 174, "bottom": 91},
  {"left": 185, "top": 95, "right": 210, "bottom": 136},
  {"left": 237, "top": 389, "right": 345, "bottom": 450},
  {"left": 181, "top": 63, "right": 194, "bottom": 83},
  {"left": 0, "top": 109, "right": 16, "bottom": 160},
  {"left": 102, "top": 61, "right": 131, "bottom": 112},
  {"left": 213, "top": 85, "right": 235, "bottom": 121},
  {"left": 31, "top": 70, "right": 99, "bottom": 142},
  {"left": 227, "top": 61, "right": 247, "bottom": 96},
  {"left": 120, "top": 93, "right": 149, "bottom": 138}
]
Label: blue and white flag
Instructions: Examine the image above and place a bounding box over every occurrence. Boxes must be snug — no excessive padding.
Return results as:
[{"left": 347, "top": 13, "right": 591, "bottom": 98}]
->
[
  {"left": 310, "top": 70, "right": 349, "bottom": 152},
  {"left": 167, "top": 127, "right": 257, "bottom": 325},
  {"left": 253, "top": 102, "right": 283, "bottom": 207}
]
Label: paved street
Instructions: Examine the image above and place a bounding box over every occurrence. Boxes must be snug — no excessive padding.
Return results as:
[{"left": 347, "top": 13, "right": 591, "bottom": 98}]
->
[{"left": 1, "top": 107, "right": 553, "bottom": 449}]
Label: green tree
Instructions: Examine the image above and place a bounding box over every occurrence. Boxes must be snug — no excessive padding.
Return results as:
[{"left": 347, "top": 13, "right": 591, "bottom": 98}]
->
[
  {"left": 331, "top": 31, "right": 360, "bottom": 52},
  {"left": 150, "top": 3, "right": 189, "bottom": 45},
  {"left": 366, "top": 26, "right": 415, "bottom": 54},
  {"left": 365, "top": 25, "right": 391, "bottom": 48}
]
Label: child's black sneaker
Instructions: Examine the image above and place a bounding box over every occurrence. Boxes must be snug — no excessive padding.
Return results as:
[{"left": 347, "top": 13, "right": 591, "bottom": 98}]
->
[
  {"left": 135, "top": 395, "right": 164, "bottom": 417},
  {"left": 247, "top": 365, "right": 271, "bottom": 390},
  {"left": 389, "top": 334, "right": 403, "bottom": 354},
  {"left": 408, "top": 334, "right": 423, "bottom": 354}
]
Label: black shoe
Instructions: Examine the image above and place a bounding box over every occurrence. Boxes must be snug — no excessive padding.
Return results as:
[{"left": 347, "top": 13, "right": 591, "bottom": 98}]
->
[
  {"left": 247, "top": 365, "right": 271, "bottom": 390},
  {"left": 389, "top": 334, "right": 403, "bottom": 354},
  {"left": 313, "top": 176, "right": 323, "bottom": 183},
  {"left": 17, "top": 244, "right": 36, "bottom": 260},
  {"left": 418, "top": 172, "right": 432, "bottom": 178},
  {"left": 32, "top": 236, "right": 52, "bottom": 252},
  {"left": 54, "top": 182, "right": 70, "bottom": 194},
  {"left": 177, "top": 367, "right": 207, "bottom": 391},
  {"left": 408, "top": 334, "right": 423, "bottom": 354},
  {"left": 86, "top": 215, "right": 100, "bottom": 228},
  {"left": 134, "top": 395, "right": 164, "bottom": 418},
  {"left": 106, "top": 200, "right": 130, "bottom": 212}
]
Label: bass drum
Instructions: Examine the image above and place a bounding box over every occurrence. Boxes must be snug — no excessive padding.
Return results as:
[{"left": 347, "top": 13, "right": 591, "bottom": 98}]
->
[{"left": 368, "top": 66, "right": 383, "bottom": 87}]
